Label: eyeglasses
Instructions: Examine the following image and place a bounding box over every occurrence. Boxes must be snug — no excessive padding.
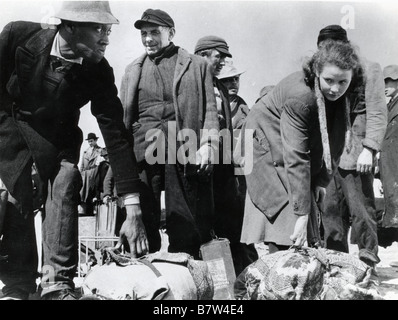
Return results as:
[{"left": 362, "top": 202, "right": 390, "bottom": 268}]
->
[{"left": 94, "top": 25, "right": 112, "bottom": 37}]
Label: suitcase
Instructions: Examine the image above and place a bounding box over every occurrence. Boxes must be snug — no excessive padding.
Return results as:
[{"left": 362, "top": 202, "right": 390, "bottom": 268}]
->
[{"left": 200, "top": 237, "right": 236, "bottom": 300}]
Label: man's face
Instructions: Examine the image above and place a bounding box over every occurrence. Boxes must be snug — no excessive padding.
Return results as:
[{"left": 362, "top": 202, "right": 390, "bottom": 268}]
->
[
  {"left": 140, "top": 23, "right": 173, "bottom": 56},
  {"left": 88, "top": 139, "right": 98, "bottom": 148},
  {"left": 69, "top": 23, "right": 112, "bottom": 63},
  {"left": 385, "top": 78, "right": 398, "bottom": 98},
  {"left": 220, "top": 76, "right": 240, "bottom": 97},
  {"left": 206, "top": 50, "right": 226, "bottom": 76}
]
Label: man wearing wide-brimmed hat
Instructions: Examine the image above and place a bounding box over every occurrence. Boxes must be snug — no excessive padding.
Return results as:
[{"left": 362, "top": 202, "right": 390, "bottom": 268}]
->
[
  {"left": 120, "top": 9, "right": 219, "bottom": 260},
  {"left": 0, "top": 1, "right": 147, "bottom": 300}
]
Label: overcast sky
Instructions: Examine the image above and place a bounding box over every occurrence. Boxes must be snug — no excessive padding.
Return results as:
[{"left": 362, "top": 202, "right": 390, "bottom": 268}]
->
[{"left": 1, "top": 0, "right": 397, "bottom": 160}]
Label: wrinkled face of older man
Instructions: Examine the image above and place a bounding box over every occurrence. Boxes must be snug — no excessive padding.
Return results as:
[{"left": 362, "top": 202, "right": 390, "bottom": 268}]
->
[
  {"left": 140, "top": 23, "right": 175, "bottom": 57},
  {"left": 67, "top": 23, "right": 112, "bottom": 63},
  {"left": 206, "top": 49, "right": 226, "bottom": 76}
]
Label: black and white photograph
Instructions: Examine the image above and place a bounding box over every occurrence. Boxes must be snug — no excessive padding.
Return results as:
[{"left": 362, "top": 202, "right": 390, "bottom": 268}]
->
[{"left": 0, "top": 0, "right": 398, "bottom": 304}]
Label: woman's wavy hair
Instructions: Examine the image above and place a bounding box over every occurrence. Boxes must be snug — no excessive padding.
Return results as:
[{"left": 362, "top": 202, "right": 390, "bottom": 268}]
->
[{"left": 303, "top": 39, "right": 365, "bottom": 94}]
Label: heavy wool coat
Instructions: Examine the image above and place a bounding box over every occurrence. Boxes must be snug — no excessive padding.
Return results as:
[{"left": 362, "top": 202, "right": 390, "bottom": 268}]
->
[
  {"left": 120, "top": 47, "right": 219, "bottom": 162},
  {"left": 380, "top": 95, "right": 398, "bottom": 228},
  {"left": 0, "top": 21, "right": 140, "bottom": 195},
  {"left": 339, "top": 60, "right": 387, "bottom": 169},
  {"left": 241, "top": 71, "right": 347, "bottom": 245}
]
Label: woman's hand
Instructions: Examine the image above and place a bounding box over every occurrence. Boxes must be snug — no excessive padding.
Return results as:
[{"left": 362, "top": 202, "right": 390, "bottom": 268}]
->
[{"left": 290, "top": 214, "right": 309, "bottom": 247}]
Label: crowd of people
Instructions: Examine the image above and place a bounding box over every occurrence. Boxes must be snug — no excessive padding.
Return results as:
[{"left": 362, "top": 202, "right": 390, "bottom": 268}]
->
[{"left": 0, "top": 1, "right": 397, "bottom": 300}]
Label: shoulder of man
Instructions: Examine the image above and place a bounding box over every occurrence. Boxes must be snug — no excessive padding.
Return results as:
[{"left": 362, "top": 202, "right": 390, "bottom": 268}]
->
[
  {"left": 1, "top": 21, "right": 45, "bottom": 45},
  {"left": 124, "top": 53, "right": 147, "bottom": 74},
  {"left": 362, "top": 59, "right": 383, "bottom": 81}
]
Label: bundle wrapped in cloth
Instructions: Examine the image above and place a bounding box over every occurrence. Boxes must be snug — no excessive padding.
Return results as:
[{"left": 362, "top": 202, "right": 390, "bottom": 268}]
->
[
  {"left": 234, "top": 247, "right": 383, "bottom": 300},
  {"left": 81, "top": 248, "right": 214, "bottom": 300}
]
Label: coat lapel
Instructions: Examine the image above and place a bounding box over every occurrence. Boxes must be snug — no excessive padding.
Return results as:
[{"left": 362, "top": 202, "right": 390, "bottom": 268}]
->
[
  {"left": 173, "top": 49, "right": 191, "bottom": 131},
  {"left": 388, "top": 98, "right": 398, "bottom": 124}
]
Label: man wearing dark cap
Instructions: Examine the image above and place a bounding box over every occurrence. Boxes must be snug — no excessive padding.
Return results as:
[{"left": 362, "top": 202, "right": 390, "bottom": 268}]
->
[
  {"left": 0, "top": 1, "right": 147, "bottom": 300},
  {"left": 79, "top": 133, "right": 103, "bottom": 215},
  {"left": 120, "top": 9, "right": 219, "bottom": 259},
  {"left": 318, "top": 25, "right": 387, "bottom": 274},
  {"left": 194, "top": 37, "right": 257, "bottom": 276},
  {"left": 379, "top": 65, "right": 398, "bottom": 253}
]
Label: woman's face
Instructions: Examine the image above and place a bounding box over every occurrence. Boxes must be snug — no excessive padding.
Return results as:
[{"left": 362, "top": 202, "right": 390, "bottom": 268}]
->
[{"left": 317, "top": 63, "right": 353, "bottom": 101}]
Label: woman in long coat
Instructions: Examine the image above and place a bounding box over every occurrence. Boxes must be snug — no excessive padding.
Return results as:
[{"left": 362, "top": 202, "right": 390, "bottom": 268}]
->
[{"left": 241, "top": 40, "right": 365, "bottom": 252}]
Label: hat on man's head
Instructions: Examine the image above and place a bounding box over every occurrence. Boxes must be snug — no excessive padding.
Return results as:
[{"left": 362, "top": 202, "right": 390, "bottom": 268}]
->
[
  {"left": 55, "top": 1, "right": 119, "bottom": 24},
  {"left": 383, "top": 65, "right": 398, "bottom": 81},
  {"left": 217, "top": 61, "right": 244, "bottom": 80},
  {"left": 194, "top": 35, "right": 232, "bottom": 58},
  {"left": 134, "top": 9, "right": 175, "bottom": 29},
  {"left": 317, "top": 25, "right": 348, "bottom": 45},
  {"left": 86, "top": 133, "right": 99, "bottom": 141}
]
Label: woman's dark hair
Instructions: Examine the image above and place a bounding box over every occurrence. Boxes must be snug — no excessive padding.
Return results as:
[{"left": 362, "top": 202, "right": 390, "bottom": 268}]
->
[{"left": 303, "top": 39, "right": 365, "bottom": 93}]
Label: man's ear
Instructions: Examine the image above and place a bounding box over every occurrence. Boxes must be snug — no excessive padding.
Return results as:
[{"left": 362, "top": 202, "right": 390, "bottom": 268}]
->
[
  {"left": 168, "top": 27, "right": 176, "bottom": 41},
  {"left": 63, "top": 21, "right": 75, "bottom": 35}
]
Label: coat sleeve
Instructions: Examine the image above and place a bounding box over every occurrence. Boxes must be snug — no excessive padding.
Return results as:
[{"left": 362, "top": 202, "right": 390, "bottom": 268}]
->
[
  {"left": 0, "top": 22, "right": 13, "bottom": 111},
  {"left": 280, "top": 99, "right": 312, "bottom": 216},
  {"left": 200, "top": 61, "right": 220, "bottom": 150},
  {"left": 362, "top": 62, "right": 388, "bottom": 152},
  {"left": 89, "top": 60, "right": 141, "bottom": 195},
  {"left": 103, "top": 166, "right": 115, "bottom": 197}
]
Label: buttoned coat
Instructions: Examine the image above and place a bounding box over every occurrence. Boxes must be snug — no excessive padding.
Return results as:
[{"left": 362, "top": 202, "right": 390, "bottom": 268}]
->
[
  {"left": 380, "top": 95, "right": 398, "bottom": 228},
  {"left": 241, "top": 71, "right": 347, "bottom": 245},
  {"left": 120, "top": 47, "right": 219, "bottom": 162},
  {"left": 0, "top": 21, "right": 140, "bottom": 196}
]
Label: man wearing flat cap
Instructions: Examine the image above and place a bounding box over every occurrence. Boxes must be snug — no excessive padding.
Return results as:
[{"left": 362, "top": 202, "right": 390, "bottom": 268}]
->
[
  {"left": 379, "top": 65, "right": 398, "bottom": 241},
  {"left": 120, "top": 9, "right": 219, "bottom": 259},
  {"left": 194, "top": 37, "right": 257, "bottom": 275},
  {"left": 0, "top": 1, "right": 147, "bottom": 300},
  {"left": 318, "top": 25, "right": 387, "bottom": 274}
]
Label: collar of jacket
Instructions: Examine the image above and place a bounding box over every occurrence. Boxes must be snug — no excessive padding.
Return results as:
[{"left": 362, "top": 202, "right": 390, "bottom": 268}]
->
[
  {"left": 148, "top": 42, "right": 177, "bottom": 64},
  {"left": 124, "top": 47, "right": 193, "bottom": 133}
]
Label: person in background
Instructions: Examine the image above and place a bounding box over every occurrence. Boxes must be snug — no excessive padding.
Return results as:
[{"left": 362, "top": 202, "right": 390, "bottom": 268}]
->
[
  {"left": 195, "top": 37, "right": 258, "bottom": 276},
  {"left": 379, "top": 65, "right": 398, "bottom": 267},
  {"left": 120, "top": 9, "right": 219, "bottom": 259},
  {"left": 318, "top": 26, "right": 387, "bottom": 275},
  {"left": 79, "top": 132, "right": 103, "bottom": 215},
  {"left": 241, "top": 40, "right": 364, "bottom": 256},
  {"left": 0, "top": 1, "right": 147, "bottom": 300}
]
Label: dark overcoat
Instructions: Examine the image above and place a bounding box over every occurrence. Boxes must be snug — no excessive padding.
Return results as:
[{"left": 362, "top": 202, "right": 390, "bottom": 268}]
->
[
  {"left": 380, "top": 95, "right": 398, "bottom": 228},
  {"left": 241, "top": 71, "right": 347, "bottom": 245},
  {"left": 0, "top": 21, "right": 140, "bottom": 196}
]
